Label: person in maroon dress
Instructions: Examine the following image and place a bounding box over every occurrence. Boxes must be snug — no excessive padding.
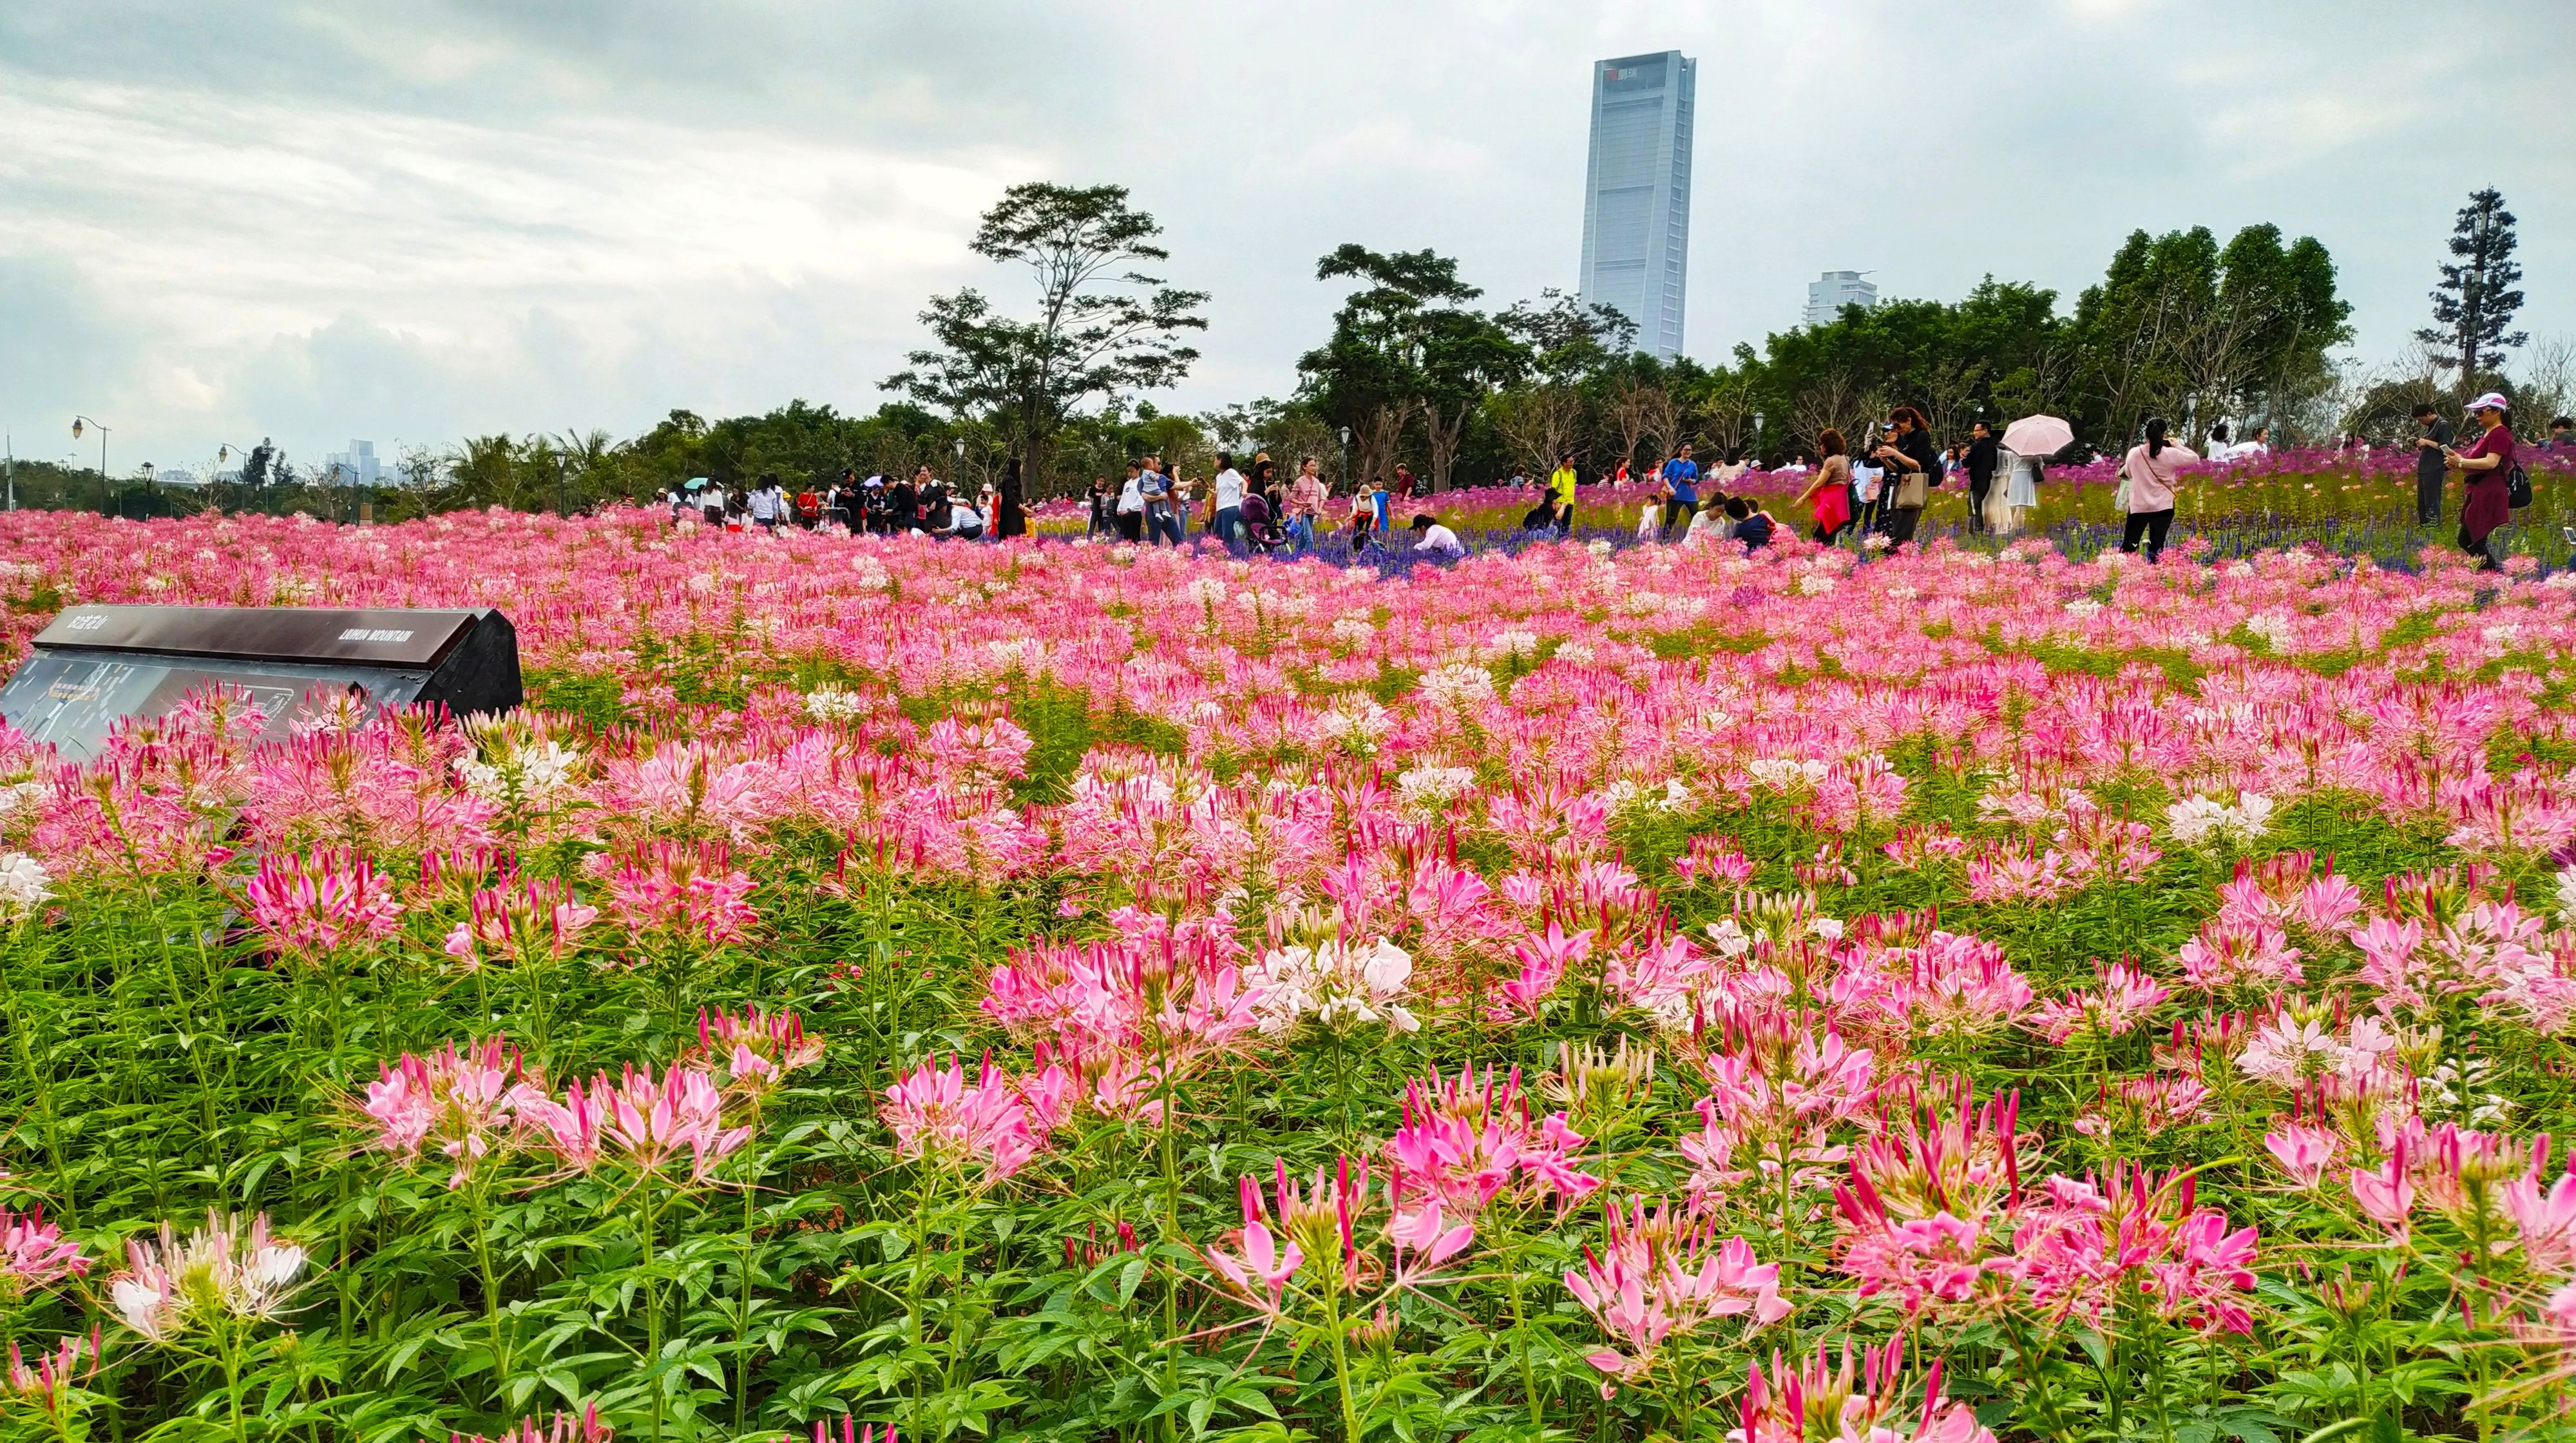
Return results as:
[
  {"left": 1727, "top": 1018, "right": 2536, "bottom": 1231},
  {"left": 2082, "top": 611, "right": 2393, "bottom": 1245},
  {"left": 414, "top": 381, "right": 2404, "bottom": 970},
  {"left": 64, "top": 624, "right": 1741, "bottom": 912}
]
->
[{"left": 2445, "top": 392, "right": 2518, "bottom": 571}]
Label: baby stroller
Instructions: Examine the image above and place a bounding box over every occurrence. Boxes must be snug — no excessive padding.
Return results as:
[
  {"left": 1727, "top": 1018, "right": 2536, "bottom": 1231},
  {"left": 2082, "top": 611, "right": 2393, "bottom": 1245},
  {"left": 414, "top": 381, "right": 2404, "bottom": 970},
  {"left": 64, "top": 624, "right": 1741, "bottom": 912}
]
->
[{"left": 1239, "top": 493, "right": 1292, "bottom": 555}]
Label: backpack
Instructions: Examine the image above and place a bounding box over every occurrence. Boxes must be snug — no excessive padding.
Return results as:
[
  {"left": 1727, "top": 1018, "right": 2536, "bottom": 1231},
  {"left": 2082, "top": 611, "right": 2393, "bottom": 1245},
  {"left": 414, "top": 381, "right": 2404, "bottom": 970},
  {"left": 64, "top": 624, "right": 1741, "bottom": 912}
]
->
[{"left": 2508, "top": 460, "right": 2533, "bottom": 510}]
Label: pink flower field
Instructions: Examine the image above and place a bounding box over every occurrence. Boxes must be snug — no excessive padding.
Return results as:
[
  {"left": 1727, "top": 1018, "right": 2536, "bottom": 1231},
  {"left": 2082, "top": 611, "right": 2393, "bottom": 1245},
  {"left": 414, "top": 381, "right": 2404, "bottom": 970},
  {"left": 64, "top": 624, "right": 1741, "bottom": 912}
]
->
[{"left": 2, "top": 504, "right": 2575, "bottom": 1442}]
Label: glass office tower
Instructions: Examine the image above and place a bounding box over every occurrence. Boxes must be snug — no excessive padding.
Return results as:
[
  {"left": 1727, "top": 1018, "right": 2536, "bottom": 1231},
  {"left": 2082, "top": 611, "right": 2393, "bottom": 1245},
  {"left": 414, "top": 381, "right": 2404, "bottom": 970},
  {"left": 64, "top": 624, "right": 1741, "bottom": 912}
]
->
[{"left": 1578, "top": 51, "right": 1695, "bottom": 361}]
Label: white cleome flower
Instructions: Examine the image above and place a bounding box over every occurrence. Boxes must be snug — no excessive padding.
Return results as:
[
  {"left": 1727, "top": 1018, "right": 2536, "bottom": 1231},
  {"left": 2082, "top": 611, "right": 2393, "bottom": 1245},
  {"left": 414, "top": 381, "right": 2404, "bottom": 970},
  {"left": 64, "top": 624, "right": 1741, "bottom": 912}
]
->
[{"left": 0, "top": 851, "right": 54, "bottom": 921}]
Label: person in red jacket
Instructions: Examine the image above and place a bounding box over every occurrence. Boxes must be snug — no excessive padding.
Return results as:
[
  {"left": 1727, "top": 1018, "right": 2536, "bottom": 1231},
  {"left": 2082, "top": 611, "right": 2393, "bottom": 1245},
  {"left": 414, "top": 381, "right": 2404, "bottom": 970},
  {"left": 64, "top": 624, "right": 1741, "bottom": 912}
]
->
[{"left": 2446, "top": 391, "right": 2518, "bottom": 571}]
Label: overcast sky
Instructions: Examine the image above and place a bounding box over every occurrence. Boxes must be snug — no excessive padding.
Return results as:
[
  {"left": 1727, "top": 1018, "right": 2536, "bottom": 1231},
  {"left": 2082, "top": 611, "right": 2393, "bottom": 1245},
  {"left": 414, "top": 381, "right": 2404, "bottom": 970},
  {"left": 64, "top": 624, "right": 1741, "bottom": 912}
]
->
[{"left": 1, "top": 0, "right": 2568, "bottom": 475}]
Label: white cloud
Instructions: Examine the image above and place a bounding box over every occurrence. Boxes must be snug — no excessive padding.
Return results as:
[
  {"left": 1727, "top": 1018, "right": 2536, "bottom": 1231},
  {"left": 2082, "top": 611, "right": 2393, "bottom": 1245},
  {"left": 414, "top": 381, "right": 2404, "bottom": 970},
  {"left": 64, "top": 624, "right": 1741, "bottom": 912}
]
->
[{"left": 0, "top": 0, "right": 2568, "bottom": 471}]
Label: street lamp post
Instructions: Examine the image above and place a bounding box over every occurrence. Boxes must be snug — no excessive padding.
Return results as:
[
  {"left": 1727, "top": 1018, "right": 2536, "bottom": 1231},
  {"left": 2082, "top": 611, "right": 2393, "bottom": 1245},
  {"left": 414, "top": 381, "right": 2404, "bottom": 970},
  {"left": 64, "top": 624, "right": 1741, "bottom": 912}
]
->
[
  {"left": 214, "top": 443, "right": 249, "bottom": 515},
  {"left": 140, "top": 462, "right": 155, "bottom": 515},
  {"left": 1338, "top": 425, "right": 1352, "bottom": 491},
  {"left": 71, "top": 416, "right": 110, "bottom": 516}
]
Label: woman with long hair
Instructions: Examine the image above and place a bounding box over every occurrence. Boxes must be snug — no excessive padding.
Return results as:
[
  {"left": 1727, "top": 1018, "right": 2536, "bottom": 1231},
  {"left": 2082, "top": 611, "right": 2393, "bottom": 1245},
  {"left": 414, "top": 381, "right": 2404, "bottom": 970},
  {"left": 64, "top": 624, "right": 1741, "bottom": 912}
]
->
[
  {"left": 2117, "top": 416, "right": 2196, "bottom": 562},
  {"left": 1793, "top": 428, "right": 1855, "bottom": 544},
  {"left": 1871, "top": 405, "right": 1938, "bottom": 550}
]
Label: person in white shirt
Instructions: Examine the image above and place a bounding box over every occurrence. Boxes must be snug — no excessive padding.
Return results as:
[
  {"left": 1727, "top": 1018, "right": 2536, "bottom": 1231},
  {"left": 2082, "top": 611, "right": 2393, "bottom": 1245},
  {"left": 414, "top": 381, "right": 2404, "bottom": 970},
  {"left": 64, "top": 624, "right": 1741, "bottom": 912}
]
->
[
  {"left": 747, "top": 475, "right": 783, "bottom": 531},
  {"left": 1681, "top": 501, "right": 1726, "bottom": 548},
  {"left": 1210, "top": 454, "right": 1248, "bottom": 545},
  {"left": 1407, "top": 513, "right": 1464, "bottom": 559},
  {"left": 1114, "top": 461, "right": 1147, "bottom": 543},
  {"left": 933, "top": 499, "right": 985, "bottom": 540}
]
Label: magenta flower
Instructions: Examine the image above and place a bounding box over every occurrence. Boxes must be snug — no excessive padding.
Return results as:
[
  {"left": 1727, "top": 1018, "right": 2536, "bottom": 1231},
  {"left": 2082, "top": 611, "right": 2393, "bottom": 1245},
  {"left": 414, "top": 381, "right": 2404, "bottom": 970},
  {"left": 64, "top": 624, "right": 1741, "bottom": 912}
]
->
[
  {"left": 522, "top": 1063, "right": 750, "bottom": 1183},
  {"left": 443, "top": 875, "right": 597, "bottom": 970},
  {"left": 879, "top": 1055, "right": 1041, "bottom": 1186},
  {"left": 794, "top": 1420, "right": 897, "bottom": 1443},
  {"left": 1201, "top": 1174, "right": 1306, "bottom": 1317},
  {"left": 1382, "top": 1064, "right": 1600, "bottom": 1225},
  {"left": 245, "top": 845, "right": 401, "bottom": 962},
  {"left": 0, "top": 1207, "right": 90, "bottom": 1299},
  {"left": 2349, "top": 1147, "right": 2416, "bottom": 1236},
  {"left": 688, "top": 1005, "right": 825, "bottom": 1099},
  {"left": 1489, "top": 922, "right": 1592, "bottom": 1022},
  {"left": 2025, "top": 960, "right": 2170, "bottom": 1044},
  {"left": 2262, "top": 1121, "right": 2342, "bottom": 1190},
  {"left": 2, "top": 1328, "right": 100, "bottom": 1415},
  {"left": 1831, "top": 1085, "right": 2021, "bottom": 1315},
  {"left": 1563, "top": 1198, "right": 1789, "bottom": 1381},
  {"left": 1736, "top": 1337, "right": 1998, "bottom": 1443},
  {"left": 2003, "top": 1165, "right": 2258, "bottom": 1334},
  {"left": 445, "top": 1402, "right": 613, "bottom": 1443},
  {"left": 2503, "top": 1141, "right": 2576, "bottom": 1274},
  {"left": 357, "top": 1037, "right": 533, "bottom": 1188},
  {"left": 600, "top": 839, "right": 758, "bottom": 950}
]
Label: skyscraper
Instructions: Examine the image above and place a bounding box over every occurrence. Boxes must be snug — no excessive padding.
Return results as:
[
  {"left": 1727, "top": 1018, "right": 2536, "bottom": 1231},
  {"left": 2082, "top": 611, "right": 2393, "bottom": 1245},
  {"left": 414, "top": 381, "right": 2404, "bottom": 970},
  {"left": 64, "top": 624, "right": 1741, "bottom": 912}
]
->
[
  {"left": 1805, "top": 271, "right": 1877, "bottom": 327},
  {"left": 1578, "top": 51, "right": 1695, "bottom": 362}
]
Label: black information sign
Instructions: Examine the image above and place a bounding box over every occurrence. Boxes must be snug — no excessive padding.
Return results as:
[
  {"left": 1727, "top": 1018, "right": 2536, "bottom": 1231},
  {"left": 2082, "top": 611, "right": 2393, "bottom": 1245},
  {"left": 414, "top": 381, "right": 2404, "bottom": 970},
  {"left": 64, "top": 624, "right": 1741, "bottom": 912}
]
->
[{"left": 0, "top": 606, "right": 522, "bottom": 760}]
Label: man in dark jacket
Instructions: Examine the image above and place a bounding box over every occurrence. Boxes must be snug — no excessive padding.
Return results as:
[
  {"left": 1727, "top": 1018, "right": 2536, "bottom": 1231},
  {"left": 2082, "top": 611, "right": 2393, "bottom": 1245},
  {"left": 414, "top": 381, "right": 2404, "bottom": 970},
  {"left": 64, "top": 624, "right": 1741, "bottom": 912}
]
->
[
  {"left": 2412, "top": 402, "right": 2454, "bottom": 528},
  {"left": 886, "top": 472, "right": 918, "bottom": 534}
]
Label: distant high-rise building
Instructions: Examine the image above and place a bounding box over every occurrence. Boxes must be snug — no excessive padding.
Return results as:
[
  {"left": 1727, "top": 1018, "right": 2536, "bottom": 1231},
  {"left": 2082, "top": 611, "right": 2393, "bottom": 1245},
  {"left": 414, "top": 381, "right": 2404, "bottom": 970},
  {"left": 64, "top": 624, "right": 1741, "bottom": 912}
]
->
[
  {"left": 325, "top": 439, "right": 380, "bottom": 486},
  {"left": 1578, "top": 51, "right": 1695, "bottom": 362},
  {"left": 1805, "top": 271, "right": 1878, "bottom": 328}
]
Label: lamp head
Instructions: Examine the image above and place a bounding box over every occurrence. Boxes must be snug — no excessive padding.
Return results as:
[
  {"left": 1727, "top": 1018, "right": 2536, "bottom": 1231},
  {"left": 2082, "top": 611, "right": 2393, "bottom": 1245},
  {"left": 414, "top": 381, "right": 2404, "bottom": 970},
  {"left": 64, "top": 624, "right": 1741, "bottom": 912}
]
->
[{"left": 70, "top": 419, "right": 82, "bottom": 439}]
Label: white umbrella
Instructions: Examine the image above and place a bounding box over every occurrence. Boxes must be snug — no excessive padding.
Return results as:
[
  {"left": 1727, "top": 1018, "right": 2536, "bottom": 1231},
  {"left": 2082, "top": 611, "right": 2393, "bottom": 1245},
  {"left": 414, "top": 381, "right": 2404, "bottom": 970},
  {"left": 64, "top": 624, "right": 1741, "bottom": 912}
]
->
[{"left": 2001, "top": 415, "right": 2074, "bottom": 459}]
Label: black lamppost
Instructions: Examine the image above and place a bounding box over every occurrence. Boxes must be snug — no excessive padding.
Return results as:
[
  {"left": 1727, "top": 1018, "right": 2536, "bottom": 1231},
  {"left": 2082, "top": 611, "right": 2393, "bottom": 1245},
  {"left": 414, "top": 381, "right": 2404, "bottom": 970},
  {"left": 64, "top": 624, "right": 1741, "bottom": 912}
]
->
[
  {"left": 71, "top": 416, "right": 110, "bottom": 515},
  {"left": 1337, "top": 425, "right": 1352, "bottom": 490}
]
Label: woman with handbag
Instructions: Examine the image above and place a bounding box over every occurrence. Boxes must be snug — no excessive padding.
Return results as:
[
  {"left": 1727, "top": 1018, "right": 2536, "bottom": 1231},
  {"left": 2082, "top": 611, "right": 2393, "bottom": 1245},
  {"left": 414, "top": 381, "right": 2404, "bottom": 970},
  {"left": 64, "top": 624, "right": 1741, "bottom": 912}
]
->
[
  {"left": 2445, "top": 391, "right": 2518, "bottom": 571},
  {"left": 2116, "top": 417, "right": 2197, "bottom": 562},
  {"left": 1795, "top": 428, "right": 1855, "bottom": 544},
  {"left": 1869, "top": 406, "right": 1938, "bottom": 550}
]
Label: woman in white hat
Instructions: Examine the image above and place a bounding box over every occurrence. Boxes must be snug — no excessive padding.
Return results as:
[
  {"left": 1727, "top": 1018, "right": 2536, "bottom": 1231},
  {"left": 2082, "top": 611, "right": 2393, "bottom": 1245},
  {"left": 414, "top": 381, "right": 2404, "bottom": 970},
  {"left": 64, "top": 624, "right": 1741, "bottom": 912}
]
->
[{"left": 2445, "top": 392, "right": 2519, "bottom": 571}]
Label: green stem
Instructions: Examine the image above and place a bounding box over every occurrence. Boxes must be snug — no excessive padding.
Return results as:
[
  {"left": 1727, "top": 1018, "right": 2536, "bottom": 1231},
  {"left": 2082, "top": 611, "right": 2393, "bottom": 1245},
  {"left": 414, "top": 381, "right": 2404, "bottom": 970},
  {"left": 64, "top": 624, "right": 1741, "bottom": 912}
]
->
[
  {"left": 1323, "top": 1277, "right": 1360, "bottom": 1443},
  {"left": 1160, "top": 1064, "right": 1182, "bottom": 1443},
  {"left": 640, "top": 1191, "right": 665, "bottom": 1443},
  {"left": 734, "top": 1136, "right": 763, "bottom": 1435},
  {"left": 472, "top": 1185, "right": 510, "bottom": 1404},
  {"left": 222, "top": 1326, "right": 247, "bottom": 1443},
  {"left": 1509, "top": 1268, "right": 1541, "bottom": 1428}
]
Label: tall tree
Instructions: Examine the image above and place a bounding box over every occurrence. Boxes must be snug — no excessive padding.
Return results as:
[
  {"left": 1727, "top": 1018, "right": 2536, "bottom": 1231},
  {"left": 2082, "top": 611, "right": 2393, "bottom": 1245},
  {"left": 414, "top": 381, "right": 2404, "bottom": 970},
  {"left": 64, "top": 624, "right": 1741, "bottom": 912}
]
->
[
  {"left": 2416, "top": 187, "right": 2528, "bottom": 392},
  {"left": 1297, "top": 244, "right": 1482, "bottom": 488},
  {"left": 887, "top": 183, "right": 1207, "bottom": 497},
  {"left": 1415, "top": 307, "right": 1525, "bottom": 492}
]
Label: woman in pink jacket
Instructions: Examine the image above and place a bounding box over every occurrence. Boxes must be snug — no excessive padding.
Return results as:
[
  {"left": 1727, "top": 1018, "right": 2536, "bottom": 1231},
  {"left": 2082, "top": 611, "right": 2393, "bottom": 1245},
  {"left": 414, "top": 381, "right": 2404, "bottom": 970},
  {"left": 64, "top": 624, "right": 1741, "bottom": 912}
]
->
[{"left": 2117, "top": 417, "right": 2198, "bottom": 563}]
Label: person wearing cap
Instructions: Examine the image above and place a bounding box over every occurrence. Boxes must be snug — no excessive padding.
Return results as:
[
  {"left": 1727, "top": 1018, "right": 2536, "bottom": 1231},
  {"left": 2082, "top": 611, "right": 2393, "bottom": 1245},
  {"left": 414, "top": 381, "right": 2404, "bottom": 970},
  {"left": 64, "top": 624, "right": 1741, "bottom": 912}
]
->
[{"left": 2445, "top": 392, "right": 2518, "bottom": 571}]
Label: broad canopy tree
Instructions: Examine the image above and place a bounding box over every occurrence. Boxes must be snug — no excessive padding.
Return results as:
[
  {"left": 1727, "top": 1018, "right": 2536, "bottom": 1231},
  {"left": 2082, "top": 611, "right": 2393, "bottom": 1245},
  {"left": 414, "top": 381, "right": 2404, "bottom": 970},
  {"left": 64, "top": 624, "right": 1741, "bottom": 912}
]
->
[{"left": 886, "top": 182, "right": 1207, "bottom": 497}]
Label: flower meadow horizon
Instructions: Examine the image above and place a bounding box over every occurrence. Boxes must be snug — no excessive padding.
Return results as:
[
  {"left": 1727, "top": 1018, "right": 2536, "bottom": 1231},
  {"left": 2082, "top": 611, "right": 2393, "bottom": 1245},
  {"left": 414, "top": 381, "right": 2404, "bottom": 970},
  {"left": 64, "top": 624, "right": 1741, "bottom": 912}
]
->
[{"left": 0, "top": 501, "right": 2571, "bottom": 1438}]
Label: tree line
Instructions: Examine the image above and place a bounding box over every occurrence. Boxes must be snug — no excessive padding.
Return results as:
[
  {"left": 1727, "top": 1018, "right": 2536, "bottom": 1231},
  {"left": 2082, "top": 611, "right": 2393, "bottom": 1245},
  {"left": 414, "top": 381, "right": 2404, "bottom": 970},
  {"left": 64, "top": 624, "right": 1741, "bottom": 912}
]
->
[{"left": 16, "top": 186, "right": 2552, "bottom": 519}]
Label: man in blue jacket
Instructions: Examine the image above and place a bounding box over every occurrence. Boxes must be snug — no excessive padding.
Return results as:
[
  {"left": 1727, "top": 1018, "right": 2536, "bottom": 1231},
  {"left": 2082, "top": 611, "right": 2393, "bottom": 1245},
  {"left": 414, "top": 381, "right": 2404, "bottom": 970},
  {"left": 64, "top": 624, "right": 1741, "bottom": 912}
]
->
[{"left": 1658, "top": 443, "right": 1699, "bottom": 537}]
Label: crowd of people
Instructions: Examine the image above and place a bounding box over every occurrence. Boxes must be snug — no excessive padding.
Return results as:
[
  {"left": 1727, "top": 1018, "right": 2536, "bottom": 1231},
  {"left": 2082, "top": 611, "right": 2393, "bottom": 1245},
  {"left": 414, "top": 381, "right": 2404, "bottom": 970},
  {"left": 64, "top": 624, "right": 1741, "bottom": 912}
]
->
[
  {"left": 666, "top": 463, "right": 1030, "bottom": 541},
  {"left": 1082, "top": 452, "right": 1466, "bottom": 560},
  {"left": 657, "top": 400, "right": 2567, "bottom": 573}
]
